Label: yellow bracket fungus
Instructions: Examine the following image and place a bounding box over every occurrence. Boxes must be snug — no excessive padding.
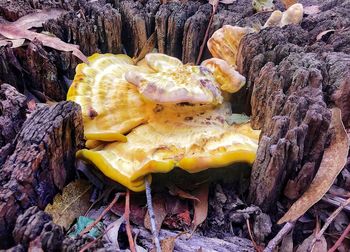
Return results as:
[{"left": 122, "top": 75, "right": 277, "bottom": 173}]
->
[
  {"left": 207, "top": 25, "right": 253, "bottom": 68},
  {"left": 68, "top": 53, "right": 260, "bottom": 191}
]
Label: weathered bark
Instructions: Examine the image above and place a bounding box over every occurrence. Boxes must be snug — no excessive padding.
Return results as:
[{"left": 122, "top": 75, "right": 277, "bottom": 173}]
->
[
  {"left": 136, "top": 228, "right": 255, "bottom": 252},
  {"left": 0, "top": 102, "right": 83, "bottom": 249},
  {"left": 13, "top": 206, "right": 64, "bottom": 251},
  {"left": 0, "top": 84, "right": 27, "bottom": 167},
  {"left": 0, "top": 84, "right": 27, "bottom": 148},
  {"left": 239, "top": 0, "right": 350, "bottom": 211},
  {"left": 43, "top": 2, "right": 122, "bottom": 57},
  {"left": 182, "top": 4, "right": 211, "bottom": 63}
]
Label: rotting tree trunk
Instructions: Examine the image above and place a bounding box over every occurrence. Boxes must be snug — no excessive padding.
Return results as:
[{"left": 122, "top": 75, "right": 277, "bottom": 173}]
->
[{"left": 0, "top": 99, "right": 83, "bottom": 248}]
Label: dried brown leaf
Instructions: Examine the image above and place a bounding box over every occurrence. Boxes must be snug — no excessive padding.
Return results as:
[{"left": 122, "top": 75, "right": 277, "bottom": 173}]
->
[
  {"left": 280, "top": 229, "right": 293, "bottom": 252},
  {"left": 104, "top": 215, "right": 125, "bottom": 249},
  {"left": 192, "top": 183, "right": 209, "bottom": 228},
  {"left": 144, "top": 194, "right": 167, "bottom": 233},
  {"left": 12, "top": 8, "right": 66, "bottom": 30},
  {"left": 161, "top": 236, "right": 176, "bottom": 252},
  {"left": 278, "top": 108, "right": 350, "bottom": 224},
  {"left": 296, "top": 233, "right": 327, "bottom": 252},
  {"left": 168, "top": 184, "right": 200, "bottom": 202},
  {"left": 0, "top": 38, "right": 26, "bottom": 48},
  {"left": 45, "top": 179, "right": 92, "bottom": 229},
  {"left": 316, "top": 29, "right": 336, "bottom": 41},
  {"left": 0, "top": 11, "right": 87, "bottom": 63},
  {"left": 281, "top": 0, "right": 298, "bottom": 9}
]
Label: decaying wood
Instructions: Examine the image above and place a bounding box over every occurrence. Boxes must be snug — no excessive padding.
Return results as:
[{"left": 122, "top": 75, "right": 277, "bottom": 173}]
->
[
  {"left": 240, "top": 0, "right": 350, "bottom": 211},
  {"left": 0, "top": 84, "right": 27, "bottom": 167},
  {"left": 0, "top": 0, "right": 350, "bottom": 249},
  {"left": 0, "top": 101, "right": 83, "bottom": 248},
  {"left": 136, "top": 228, "right": 255, "bottom": 252},
  {"left": 43, "top": 2, "right": 122, "bottom": 56}
]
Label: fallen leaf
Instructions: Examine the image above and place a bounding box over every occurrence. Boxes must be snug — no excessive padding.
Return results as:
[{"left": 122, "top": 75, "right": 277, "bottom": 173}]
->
[
  {"left": 280, "top": 229, "right": 294, "bottom": 252},
  {"left": 0, "top": 38, "right": 26, "bottom": 48},
  {"left": 168, "top": 184, "right": 200, "bottom": 202},
  {"left": 150, "top": 234, "right": 183, "bottom": 252},
  {"left": 27, "top": 99, "right": 37, "bottom": 112},
  {"left": 68, "top": 216, "right": 103, "bottom": 238},
  {"left": 304, "top": 5, "right": 321, "bottom": 15},
  {"left": 0, "top": 9, "right": 87, "bottom": 63},
  {"left": 144, "top": 194, "right": 167, "bottom": 233},
  {"left": 225, "top": 114, "right": 251, "bottom": 125},
  {"left": 104, "top": 215, "right": 125, "bottom": 249},
  {"left": 45, "top": 179, "right": 92, "bottom": 229},
  {"left": 192, "top": 183, "right": 209, "bottom": 228},
  {"left": 160, "top": 236, "right": 176, "bottom": 251},
  {"left": 296, "top": 233, "right": 327, "bottom": 252},
  {"left": 281, "top": 0, "right": 298, "bottom": 9},
  {"left": 278, "top": 108, "right": 350, "bottom": 224},
  {"left": 12, "top": 8, "right": 66, "bottom": 30},
  {"left": 111, "top": 194, "right": 146, "bottom": 226},
  {"left": 316, "top": 29, "right": 336, "bottom": 41}
]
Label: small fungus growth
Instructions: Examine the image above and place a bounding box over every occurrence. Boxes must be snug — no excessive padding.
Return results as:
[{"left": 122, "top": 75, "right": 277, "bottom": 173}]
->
[{"left": 68, "top": 52, "right": 260, "bottom": 191}]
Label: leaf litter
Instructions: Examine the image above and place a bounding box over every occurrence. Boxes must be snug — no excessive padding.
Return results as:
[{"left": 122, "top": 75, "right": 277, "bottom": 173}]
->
[
  {"left": 0, "top": 8, "right": 87, "bottom": 62},
  {"left": 45, "top": 179, "right": 92, "bottom": 229},
  {"left": 278, "top": 108, "right": 350, "bottom": 224}
]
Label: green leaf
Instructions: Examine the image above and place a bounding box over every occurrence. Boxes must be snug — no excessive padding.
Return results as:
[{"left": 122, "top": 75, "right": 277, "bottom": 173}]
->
[
  {"left": 225, "top": 113, "right": 250, "bottom": 125},
  {"left": 68, "top": 216, "right": 103, "bottom": 239}
]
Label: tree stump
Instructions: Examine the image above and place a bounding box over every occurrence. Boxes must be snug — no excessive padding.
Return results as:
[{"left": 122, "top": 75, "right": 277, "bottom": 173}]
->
[
  {"left": 0, "top": 0, "right": 350, "bottom": 249},
  {"left": 0, "top": 100, "right": 83, "bottom": 248},
  {"left": 238, "top": 0, "right": 350, "bottom": 211}
]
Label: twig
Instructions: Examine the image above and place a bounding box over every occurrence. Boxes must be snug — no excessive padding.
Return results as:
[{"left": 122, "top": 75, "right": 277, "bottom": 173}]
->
[
  {"left": 328, "top": 223, "right": 350, "bottom": 252},
  {"left": 263, "top": 222, "right": 295, "bottom": 252},
  {"left": 145, "top": 176, "right": 162, "bottom": 252},
  {"left": 80, "top": 192, "right": 125, "bottom": 236},
  {"left": 195, "top": 2, "right": 218, "bottom": 65},
  {"left": 79, "top": 224, "right": 114, "bottom": 252},
  {"left": 246, "top": 218, "right": 263, "bottom": 252},
  {"left": 125, "top": 189, "right": 136, "bottom": 252},
  {"left": 310, "top": 197, "right": 350, "bottom": 251}
]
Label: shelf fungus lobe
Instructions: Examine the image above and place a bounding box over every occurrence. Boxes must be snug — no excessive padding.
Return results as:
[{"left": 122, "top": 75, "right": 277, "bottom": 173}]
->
[{"left": 68, "top": 53, "right": 260, "bottom": 191}]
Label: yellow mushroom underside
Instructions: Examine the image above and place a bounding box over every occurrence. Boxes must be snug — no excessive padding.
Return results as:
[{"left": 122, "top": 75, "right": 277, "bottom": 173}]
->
[{"left": 68, "top": 53, "right": 260, "bottom": 191}]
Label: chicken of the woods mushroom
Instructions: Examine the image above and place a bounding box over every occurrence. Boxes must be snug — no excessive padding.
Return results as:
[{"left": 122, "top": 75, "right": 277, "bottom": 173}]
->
[{"left": 67, "top": 53, "right": 260, "bottom": 191}]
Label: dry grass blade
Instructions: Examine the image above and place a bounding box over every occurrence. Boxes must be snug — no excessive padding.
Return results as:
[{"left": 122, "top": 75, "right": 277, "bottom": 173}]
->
[
  {"left": 0, "top": 22, "right": 87, "bottom": 63},
  {"left": 328, "top": 222, "right": 350, "bottom": 252},
  {"left": 246, "top": 218, "right": 263, "bottom": 252},
  {"left": 196, "top": 0, "right": 219, "bottom": 64},
  {"left": 278, "top": 108, "right": 349, "bottom": 224},
  {"left": 80, "top": 192, "right": 125, "bottom": 236},
  {"left": 133, "top": 32, "right": 156, "bottom": 63},
  {"left": 310, "top": 197, "right": 350, "bottom": 251},
  {"left": 125, "top": 190, "right": 136, "bottom": 252},
  {"left": 264, "top": 222, "right": 295, "bottom": 252}
]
